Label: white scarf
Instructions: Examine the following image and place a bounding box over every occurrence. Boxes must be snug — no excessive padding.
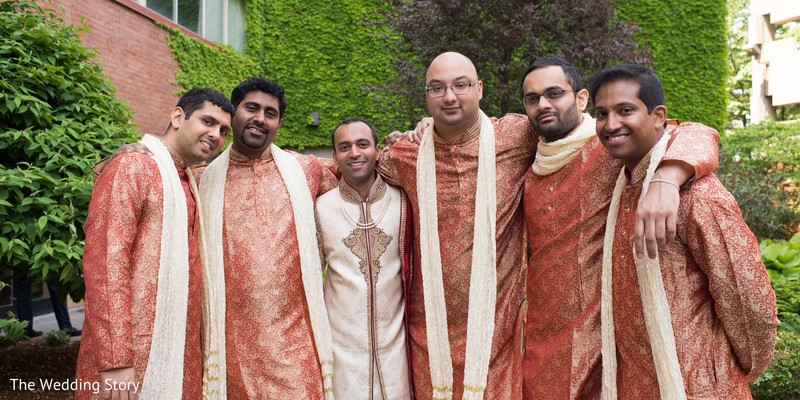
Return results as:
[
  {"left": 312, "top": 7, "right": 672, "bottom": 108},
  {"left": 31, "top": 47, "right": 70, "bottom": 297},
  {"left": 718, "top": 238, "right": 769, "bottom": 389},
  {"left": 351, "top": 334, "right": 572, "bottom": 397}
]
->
[
  {"left": 417, "top": 111, "right": 497, "bottom": 400},
  {"left": 531, "top": 113, "right": 596, "bottom": 176},
  {"left": 138, "top": 134, "right": 191, "bottom": 400},
  {"left": 199, "top": 145, "right": 335, "bottom": 399},
  {"left": 600, "top": 132, "right": 686, "bottom": 400}
]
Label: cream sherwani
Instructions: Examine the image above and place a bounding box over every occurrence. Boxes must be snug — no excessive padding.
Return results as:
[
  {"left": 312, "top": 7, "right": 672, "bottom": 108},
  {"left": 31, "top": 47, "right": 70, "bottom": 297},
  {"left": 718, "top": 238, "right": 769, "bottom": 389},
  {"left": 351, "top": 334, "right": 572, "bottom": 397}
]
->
[{"left": 316, "top": 176, "right": 411, "bottom": 400}]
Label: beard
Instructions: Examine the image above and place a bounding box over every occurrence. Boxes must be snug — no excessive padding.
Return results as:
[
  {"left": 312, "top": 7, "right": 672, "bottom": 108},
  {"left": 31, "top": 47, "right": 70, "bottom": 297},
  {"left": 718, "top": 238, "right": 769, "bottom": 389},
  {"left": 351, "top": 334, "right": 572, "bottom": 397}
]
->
[{"left": 533, "top": 105, "right": 583, "bottom": 142}]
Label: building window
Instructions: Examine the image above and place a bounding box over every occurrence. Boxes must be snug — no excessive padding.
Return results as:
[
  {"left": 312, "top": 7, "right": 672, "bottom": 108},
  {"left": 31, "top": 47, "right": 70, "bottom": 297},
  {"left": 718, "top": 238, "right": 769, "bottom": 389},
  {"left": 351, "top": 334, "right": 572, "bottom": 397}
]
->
[{"left": 136, "top": 0, "right": 245, "bottom": 52}]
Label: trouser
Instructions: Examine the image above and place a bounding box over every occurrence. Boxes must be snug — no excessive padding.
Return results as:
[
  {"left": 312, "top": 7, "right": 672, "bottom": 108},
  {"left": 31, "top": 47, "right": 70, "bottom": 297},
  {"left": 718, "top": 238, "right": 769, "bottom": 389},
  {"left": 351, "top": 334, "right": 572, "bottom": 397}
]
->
[{"left": 13, "top": 276, "right": 73, "bottom": 331}]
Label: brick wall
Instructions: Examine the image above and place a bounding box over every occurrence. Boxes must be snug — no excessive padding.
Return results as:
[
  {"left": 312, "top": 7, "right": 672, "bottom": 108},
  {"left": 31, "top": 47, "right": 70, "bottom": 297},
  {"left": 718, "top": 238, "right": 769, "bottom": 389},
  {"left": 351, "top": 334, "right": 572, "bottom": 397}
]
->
[{"left": 39, "top": 0, "right": 200, "bottom": 135}]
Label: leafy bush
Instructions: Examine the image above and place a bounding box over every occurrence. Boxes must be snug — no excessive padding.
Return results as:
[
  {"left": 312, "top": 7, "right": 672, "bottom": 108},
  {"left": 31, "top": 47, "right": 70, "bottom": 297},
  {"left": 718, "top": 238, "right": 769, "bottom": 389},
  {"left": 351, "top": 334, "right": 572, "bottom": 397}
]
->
[
  {"left": 770, "top": 278, "right": 800, "bottom": 333},
  {"left": 43, "top": 330, "right": 70, "bottom": 347},
  {"left": 751, "top": 331, "right": 800, "bottom": 400},
  {"left": 0, "top": 0, "right": 139, "bottom": 300},
  {"left": 717, "top": 121, "right": 800, "bottom": 240},
  {"left": 0, "top": 311, "right": 28, "bottom": 346},
  {"left": 762, "top": 235, "right": 800, "bottom": 283}
]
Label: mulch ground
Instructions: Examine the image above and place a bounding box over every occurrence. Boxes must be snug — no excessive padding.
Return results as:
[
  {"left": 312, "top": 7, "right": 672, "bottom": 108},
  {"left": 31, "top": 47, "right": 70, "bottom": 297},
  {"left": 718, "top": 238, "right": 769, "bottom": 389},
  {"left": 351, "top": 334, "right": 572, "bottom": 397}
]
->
[{"left": 0, "top": 338, "right": 80, "bottom": 399}]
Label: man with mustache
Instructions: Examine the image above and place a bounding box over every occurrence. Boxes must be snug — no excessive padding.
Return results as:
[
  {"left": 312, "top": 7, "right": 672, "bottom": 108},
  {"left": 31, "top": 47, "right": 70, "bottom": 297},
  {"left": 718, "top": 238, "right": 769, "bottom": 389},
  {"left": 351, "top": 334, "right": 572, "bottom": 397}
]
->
[
  {"left": 77, "top": 88, "right": 233, "bottom": 400},
  {"left": 195, "top": 77, "right": 337, "bottom": 399}
]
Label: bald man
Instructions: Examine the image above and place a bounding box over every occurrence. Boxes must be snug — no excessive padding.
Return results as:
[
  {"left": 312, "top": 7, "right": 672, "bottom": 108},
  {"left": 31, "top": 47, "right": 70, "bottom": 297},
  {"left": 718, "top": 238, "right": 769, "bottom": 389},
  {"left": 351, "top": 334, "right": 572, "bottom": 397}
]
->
[{"left": 378, "top": 52, "right": 536, "bottom": 399}]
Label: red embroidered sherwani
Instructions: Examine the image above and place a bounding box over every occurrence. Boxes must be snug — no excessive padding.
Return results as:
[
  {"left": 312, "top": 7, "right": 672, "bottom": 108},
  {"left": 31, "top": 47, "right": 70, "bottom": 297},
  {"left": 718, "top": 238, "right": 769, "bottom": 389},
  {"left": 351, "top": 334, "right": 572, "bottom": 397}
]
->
[
  {"left": 77, "top": 152, "right": 202, "bottom": 399},
  {"left": 609, "top": 135, "right": 779, "bottom": 399},
  {"left": 378, "top": 113, "right": 536, "bottom": 399},
  {"left": 193, "top": 147, "right": 336, "bottom": 399},
  {"left": 521, "top": 123, "right": 720, "bottom": 399}
]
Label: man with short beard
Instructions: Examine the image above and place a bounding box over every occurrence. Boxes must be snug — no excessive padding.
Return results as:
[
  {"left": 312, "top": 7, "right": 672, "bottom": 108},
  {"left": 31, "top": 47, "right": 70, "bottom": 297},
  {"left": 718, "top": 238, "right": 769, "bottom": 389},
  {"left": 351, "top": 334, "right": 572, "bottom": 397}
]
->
[
  {"left": 519, "top": 57, "right": 720, "bottom": 399},
  {"left": 195, "top": 78, "right": 337, "bottom": 399}
]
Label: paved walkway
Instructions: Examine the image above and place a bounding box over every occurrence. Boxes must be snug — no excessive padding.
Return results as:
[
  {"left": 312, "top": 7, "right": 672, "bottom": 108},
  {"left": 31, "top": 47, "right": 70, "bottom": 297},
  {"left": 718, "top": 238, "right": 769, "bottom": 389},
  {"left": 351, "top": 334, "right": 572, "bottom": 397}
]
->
[{"left": 29, "top": 306, "right": 84, "bottom": 341}]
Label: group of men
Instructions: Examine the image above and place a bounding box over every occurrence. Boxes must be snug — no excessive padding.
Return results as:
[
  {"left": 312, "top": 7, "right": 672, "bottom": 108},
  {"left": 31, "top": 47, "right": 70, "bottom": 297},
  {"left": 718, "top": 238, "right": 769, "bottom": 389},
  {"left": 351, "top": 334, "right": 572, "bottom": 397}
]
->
[{"left": 76, "top": 51, "right": 778, "bottom": 400}]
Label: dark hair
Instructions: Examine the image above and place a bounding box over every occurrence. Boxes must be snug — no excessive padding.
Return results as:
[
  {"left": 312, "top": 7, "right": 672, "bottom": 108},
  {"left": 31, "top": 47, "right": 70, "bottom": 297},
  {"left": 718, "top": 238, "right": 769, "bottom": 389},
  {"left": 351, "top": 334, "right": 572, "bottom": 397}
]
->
[
  {"left": 588, "top": 64, "right": 665, "bottom": 114},
  {"left": 230, "top": 77, "right": 288, "bottom": 118},
  {"left": 331, "top": 118, "right": 378, "bottom": 148},
  {"left": 177, "top": 87, "right": 234, "bottom": 119},
  {"left": 519, "top": 56, "right": 582, "bottom": 95}
]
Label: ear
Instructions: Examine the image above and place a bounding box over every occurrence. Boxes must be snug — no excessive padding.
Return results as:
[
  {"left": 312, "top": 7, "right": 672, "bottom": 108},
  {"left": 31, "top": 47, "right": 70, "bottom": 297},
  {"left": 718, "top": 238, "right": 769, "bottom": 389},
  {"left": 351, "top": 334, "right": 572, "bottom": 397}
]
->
[
  {"left": 652, "top": 105, "right": 667, "bottom": 128},
  {"left": 575, "top": 88, "right": 589, "bottom": 112},
  {"left": 477, "top": 80, "right": 483, "bottom": 101},
  {"left": 170, "top": 107, "right": 185, "bottom": 130}
]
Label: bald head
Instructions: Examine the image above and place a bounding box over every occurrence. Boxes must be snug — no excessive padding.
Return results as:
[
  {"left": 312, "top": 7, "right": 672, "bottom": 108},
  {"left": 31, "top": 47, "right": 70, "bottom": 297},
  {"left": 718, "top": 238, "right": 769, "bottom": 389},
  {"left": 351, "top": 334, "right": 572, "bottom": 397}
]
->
[
  {"left": 426, "top": 52, "right": 478, "bottom": 82},
  {"left": 424, "top": 52, "right": 483, "bottom": 142}
]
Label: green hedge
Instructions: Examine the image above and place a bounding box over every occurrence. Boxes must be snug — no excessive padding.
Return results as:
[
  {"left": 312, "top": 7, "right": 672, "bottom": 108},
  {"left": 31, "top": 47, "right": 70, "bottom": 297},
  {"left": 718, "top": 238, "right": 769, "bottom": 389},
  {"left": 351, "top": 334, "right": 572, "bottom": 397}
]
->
[
  {"left": 246, "top": 0, "right": 403, "bottom": 149},
  {"left": 717, "top": 121, "right": 800, "bottom": 240},
  {"left": 615, "top": 0, "right": 728, "bottom": 132},
  {"left": 0, "top": 0, "right": 139, "bottom": 300}
]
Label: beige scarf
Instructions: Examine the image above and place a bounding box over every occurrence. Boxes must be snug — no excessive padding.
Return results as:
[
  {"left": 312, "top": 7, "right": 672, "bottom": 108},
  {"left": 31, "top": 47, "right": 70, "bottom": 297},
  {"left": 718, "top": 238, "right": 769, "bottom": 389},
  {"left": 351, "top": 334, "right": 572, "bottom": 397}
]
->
[
  {"left": 417, "top": 111, "right": 497, "bottom": 400},
  {"left": 531, "top": 113, "right": 596, "bottom": 176},
  {"left": 138, "top": 134, "right": 191, "bottom": 399},
  {"left": 199, "top": 145, "right": 335, "bottom": 399},
  {"left": 600, "top": 132, "right": 686, "bottom": 400}
]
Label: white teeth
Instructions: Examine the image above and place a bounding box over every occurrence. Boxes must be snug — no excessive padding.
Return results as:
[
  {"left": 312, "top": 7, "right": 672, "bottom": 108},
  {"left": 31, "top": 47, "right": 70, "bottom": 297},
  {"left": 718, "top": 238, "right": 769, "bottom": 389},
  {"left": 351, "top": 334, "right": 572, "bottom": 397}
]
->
[{"left": 606, "top": 134, "right": 629, "bottom": 143}]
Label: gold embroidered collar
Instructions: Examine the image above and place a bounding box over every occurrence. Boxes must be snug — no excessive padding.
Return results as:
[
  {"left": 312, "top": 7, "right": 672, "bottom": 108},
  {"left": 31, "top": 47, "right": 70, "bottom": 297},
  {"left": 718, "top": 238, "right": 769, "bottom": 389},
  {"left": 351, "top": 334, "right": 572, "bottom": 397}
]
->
[{"left": 339, "top": 175, "right": 387, "bottom": 205}]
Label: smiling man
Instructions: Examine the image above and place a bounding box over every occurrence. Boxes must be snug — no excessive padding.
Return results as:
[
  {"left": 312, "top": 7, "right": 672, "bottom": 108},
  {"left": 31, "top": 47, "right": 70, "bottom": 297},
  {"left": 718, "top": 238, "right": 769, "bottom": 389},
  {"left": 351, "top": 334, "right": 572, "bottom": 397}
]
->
[
  {"left": 194, "top": 77, "right": 338, "bottom": 399},
  {"left": 590, "top": 64, "right": 778, "bottom": 399},
  {"left": 315, "top": 118, "right": 412, "bottom": 400},
  {"left": 519, "top": 57, "right": 721, "bottom": 400},
  {"left": 77, "top": 88, "right": 232, "bottom": 400}
]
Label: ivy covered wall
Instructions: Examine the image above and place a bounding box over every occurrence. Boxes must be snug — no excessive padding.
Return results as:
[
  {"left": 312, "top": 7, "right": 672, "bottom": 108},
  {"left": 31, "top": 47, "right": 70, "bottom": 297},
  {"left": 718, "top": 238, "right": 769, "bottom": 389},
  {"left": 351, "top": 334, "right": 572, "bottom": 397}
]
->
[
  {"left": 160, "top": 0, "right": 729, "bottom": 147},
  {"left": 161, "top": 23, "right": 263, "bottom": 102},
  {"left": 246, "top": 0, "right": 402, "bottom": 149},
  {"left": 615, "top": 0, "right": 729, "bottom": 131}
]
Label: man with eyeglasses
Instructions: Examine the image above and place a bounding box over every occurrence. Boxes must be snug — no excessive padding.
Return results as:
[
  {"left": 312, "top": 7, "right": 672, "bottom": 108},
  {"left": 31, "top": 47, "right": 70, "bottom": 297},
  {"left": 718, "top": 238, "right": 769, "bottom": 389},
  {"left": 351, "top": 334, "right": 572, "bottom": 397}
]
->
[
  {"left": 519, "top": 57, "right": 720, "bottom": 399},
  {"left": 378, "top": 51, "right": 538, "bottom": 399}
]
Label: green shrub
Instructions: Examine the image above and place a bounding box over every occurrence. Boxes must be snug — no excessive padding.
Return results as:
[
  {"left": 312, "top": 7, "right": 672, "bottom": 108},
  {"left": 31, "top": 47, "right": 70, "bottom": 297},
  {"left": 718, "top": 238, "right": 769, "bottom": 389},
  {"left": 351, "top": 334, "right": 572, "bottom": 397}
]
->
[
  {"left": 769, "top": 271, "right": 800, "bottom": 334},
  {"left": 717, "top": 121, "right": 800, "bottom": 240},
  {"left": 43, "top": 329, "right": 70, "bottom": 346},
  {"left": 0, "top": 311, "right": 28, "bottom": 346},
  {"left": 762, "top": 235, "right": 800, "bottom": 283},
  {"left": 0, "top": 0, "right": 139, "bottom": 300},
  {"left": 751, "top": 331, "right": 800, "bottom": 399}
]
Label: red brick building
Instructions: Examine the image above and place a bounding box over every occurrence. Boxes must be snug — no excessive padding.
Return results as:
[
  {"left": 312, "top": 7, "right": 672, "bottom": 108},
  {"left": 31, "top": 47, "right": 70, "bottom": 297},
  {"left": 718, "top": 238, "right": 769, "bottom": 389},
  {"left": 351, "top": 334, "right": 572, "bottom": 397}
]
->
[{"left": 40, "top": 0, "right": 237, "bottom": 134}]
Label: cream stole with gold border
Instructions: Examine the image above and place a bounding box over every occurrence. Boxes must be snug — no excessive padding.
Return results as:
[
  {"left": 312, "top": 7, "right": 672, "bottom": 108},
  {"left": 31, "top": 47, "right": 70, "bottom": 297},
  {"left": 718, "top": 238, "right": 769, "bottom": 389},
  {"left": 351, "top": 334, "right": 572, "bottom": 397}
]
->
[
  {"left": 199, "top": 144, "right": 335, "bottom": 399},
  {"left": 601, "top": 132, "right": 686, "bottom": 400},
  {"left": 417, "top": 111, "right": 497, "bottom": 400}
]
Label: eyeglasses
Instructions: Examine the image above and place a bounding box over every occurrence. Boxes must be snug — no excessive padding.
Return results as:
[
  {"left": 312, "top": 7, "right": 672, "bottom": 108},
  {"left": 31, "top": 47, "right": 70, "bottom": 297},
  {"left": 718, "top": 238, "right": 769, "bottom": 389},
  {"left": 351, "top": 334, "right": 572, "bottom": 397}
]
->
[
  {"left": 425, "top": 80, "right": 480, "bottom": 97},
  {"left": 522, "top": 89, "right": 573, "bottom": 107}
]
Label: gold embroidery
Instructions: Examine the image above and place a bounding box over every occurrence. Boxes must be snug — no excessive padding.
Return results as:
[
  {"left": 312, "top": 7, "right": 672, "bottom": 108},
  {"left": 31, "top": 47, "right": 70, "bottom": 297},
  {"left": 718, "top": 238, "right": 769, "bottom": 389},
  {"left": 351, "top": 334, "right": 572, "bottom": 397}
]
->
[
  {"left": 339, "top": 176, "right": 387, "bottom": 205},
  {"left": 342, "top": 225, "right": 393, "bottom": 282}
]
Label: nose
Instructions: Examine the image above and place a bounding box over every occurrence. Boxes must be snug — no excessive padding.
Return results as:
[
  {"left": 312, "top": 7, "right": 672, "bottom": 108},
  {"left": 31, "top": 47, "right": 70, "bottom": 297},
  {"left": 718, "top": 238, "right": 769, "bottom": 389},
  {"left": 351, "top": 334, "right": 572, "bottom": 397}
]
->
[
  {"left": 443, "top": 86, "right": 458, "bottom": 102},
  {"left": 253, "top": 110, "right": 266, "bottom": 124},
  {"left": 208, "top": 127, "right": 222, "bottom": 142},
  {"left": 349, "top": 146, "right": 362, "bottom": 158},
  {"left": 537, "top": 96, "right": 553, "bottom": 111},
  {"left": 605, "top": 112, "right": 622, "bottom": 132}
]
